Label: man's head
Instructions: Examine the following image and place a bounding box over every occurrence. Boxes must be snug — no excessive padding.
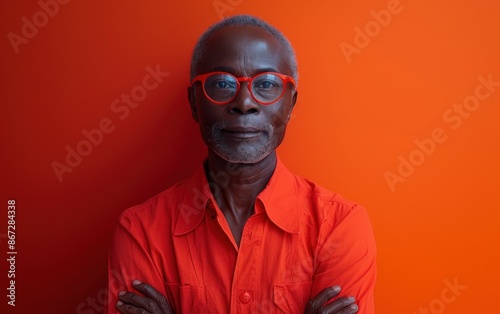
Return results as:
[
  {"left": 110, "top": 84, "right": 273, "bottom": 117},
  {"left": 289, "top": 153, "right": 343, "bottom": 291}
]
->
[
  {"left": 190, "top": 15, "right": 298, "bottom": 84},
  {"left": 188, "top": 15, "right": 298, "bottom": 164}
]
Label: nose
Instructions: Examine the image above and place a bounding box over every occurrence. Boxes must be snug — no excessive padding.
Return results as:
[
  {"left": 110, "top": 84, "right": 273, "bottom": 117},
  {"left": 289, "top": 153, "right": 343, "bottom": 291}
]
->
[{"left": 226, "top": 82, "right": 260, "bottom": 114}]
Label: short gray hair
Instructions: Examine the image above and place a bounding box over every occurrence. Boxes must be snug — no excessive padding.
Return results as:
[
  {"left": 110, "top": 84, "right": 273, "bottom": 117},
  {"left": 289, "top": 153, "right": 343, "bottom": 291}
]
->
[{"left": 190, "top": 14, "right": 298, "bottom": 85}]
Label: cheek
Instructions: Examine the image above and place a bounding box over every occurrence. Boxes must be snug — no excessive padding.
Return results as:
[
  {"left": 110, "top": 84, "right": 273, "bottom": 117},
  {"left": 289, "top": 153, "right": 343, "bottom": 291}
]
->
[
  {"left": 269, "top": 103, "right": 292, "bottom": 131},
  {"left": 196, "top": 106, "right": 229, "bottom": 145},
  {"left": 196, "top": 100, "right": 223, "bottom": 126},
  {"left": 194, "top": 88, "right": 217, "bottom": 119}
]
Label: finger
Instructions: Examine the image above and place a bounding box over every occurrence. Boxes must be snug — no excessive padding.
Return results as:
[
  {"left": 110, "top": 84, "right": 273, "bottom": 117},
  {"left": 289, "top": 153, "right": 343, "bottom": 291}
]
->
[
  {"left": 116, "top": 299, "right": 150, "bottom": 314},
  {"left": 304, "top": 286, "right": 341, "bottom": 314},
  {"left": 329, "top": 303, "right": 358, "bottom": 314},
  {"left": 319, "top": 296, "right": 357, "bottom": 314},
  {"left": 118, "top": 290, "right": 158, "bottom": 313},
  {"left": 132, "top": 280, "right": 174, "bottom": 313}
]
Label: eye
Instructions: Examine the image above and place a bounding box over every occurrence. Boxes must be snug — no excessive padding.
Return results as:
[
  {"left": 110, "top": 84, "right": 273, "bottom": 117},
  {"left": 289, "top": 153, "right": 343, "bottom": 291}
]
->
[
  {"left": 253, "top": 74, "right": 282, "bottom": 91},
  {"left": 256, "top": 80, "right": 276, "bottom": 89},
  {"left": 212, "top": 80, "right": 236, "bottom": 89}
]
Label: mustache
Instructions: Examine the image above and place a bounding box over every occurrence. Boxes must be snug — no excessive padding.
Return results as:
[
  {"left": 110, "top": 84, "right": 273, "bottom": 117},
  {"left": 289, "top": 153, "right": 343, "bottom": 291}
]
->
[{"left": 212, "top": 121, "right": 272, "bottom": 133}]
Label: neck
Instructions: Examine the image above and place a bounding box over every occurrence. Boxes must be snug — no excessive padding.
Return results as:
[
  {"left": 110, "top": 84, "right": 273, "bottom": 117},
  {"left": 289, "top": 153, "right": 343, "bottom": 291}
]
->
[{"left": 205, "top": 151, "right": 277, "bottom": 222}]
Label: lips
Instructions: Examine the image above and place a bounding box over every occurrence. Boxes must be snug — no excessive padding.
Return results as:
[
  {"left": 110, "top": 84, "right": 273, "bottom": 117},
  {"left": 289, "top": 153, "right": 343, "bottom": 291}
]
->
[{"left": 222, "top": 126, "right": 263, "bottom": 139}]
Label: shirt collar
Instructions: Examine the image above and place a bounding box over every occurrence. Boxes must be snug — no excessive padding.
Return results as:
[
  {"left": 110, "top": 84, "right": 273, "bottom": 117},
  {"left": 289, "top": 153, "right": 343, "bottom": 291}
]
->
[
  {"left": 173, "top": 157, "right": 300, "bottom": 236},
  {"left": 173, "top": 164, "right": 212, "bottom": 236},
  {"left": 256, "top": 157, "right": 300, "bottom": 234}
]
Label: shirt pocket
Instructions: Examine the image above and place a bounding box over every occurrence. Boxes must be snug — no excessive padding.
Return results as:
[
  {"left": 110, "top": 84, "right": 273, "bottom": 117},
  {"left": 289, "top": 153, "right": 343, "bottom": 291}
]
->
[
  {"left": 273, "top": 281, "right": 313, "bottom": 314},
  {"left": 164, "top": 282, "right": 207, "bottom": 313}
]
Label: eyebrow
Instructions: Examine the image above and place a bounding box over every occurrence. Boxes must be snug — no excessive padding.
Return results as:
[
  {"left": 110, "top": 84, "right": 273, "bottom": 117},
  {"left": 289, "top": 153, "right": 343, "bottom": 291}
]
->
[{"left": 207, "top": 66, "right": 281, "bottom": 76}]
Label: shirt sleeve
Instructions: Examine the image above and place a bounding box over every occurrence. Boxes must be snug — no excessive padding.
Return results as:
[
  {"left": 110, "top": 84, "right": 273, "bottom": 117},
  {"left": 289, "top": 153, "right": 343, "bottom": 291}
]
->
[
  {"left": 311, "top": 203, "right": 377, "bottom": 314},
  {"left": 107, "top": 209, "right": 167, "bottom": 314}
]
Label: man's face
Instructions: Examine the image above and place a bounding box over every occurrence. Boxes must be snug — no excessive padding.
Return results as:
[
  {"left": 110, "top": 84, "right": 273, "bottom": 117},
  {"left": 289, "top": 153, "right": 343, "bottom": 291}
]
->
[{"left": 189, "top": 26, "right": 298, "bottom": 164}]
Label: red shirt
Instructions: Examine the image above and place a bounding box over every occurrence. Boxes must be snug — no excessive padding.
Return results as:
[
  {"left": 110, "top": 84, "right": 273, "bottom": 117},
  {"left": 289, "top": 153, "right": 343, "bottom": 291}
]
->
[{"left": 108, "top": 158, "right": 376, "bottom": 313}]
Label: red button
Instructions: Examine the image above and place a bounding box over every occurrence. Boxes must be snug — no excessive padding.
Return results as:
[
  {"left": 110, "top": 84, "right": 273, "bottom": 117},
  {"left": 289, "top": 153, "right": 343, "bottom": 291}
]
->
[{"left": 239, "top": 292, "right": 251, "bottom": 304}]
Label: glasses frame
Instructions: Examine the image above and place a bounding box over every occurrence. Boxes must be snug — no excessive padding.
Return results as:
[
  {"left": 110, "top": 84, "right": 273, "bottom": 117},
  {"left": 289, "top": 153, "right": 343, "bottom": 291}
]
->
[{"left": 191, "top": 71, "right": 296, "bottom": 105}]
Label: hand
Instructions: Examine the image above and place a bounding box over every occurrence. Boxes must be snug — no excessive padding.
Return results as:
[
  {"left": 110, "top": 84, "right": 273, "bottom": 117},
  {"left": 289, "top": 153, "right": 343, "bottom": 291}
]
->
[
  {"left": 304, "top": 286, "right": 358, "bottom": 314},
  {"left": 116, "top": 280, "right": 174, "bottom": 314}
]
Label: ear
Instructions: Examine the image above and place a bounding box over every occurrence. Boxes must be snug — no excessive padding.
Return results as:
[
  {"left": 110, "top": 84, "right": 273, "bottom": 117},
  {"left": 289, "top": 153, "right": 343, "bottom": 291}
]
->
[
  {"left": 291, "top": 90, "right": 298, "bottom": 109},
  {"left": 187, "top": 86, "right": 199, "bottom": 123},
  {"left": 286, "top": 90, "right": 298, "bottom": 121}
]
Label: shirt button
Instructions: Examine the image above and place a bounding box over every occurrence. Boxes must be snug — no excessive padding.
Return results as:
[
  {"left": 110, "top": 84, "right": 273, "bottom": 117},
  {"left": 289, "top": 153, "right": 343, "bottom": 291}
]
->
[{"left": 239, "top": 291, "right": 251, "bottom": 304}]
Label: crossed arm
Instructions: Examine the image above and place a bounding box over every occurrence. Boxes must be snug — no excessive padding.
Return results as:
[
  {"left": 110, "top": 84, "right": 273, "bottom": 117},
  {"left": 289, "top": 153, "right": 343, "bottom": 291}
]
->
[{"left": 116, "top": 280, "right": 360, "bottom": 314}]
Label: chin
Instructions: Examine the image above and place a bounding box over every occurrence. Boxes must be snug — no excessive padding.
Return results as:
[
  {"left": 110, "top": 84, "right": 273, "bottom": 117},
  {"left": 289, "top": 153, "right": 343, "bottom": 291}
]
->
[{"left": 213, "top": 146, "right": 271, "bottom": 164}]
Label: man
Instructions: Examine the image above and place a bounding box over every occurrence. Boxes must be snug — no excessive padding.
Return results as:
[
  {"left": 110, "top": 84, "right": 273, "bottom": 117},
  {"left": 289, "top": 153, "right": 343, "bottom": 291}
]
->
[{"left": 108, "top": 14, "right": 376, "bottom": 313}]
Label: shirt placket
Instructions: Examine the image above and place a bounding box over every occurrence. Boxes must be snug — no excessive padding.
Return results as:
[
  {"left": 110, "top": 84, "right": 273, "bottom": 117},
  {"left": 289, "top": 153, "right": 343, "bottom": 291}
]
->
[{"left": 230, "top": 214, "right": 264, "bottom": 313}]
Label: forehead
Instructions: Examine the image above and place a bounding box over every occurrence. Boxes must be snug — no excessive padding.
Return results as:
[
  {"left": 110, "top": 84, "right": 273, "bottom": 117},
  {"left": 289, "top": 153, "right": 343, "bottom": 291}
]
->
[{"left": 197, "top": 26, "right": 292, "bottom": 77}]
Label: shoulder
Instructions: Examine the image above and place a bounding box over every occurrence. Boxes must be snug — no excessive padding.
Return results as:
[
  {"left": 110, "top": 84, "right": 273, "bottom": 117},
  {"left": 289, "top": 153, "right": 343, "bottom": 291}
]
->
[
  {"left": 116, "top": 179, "right": 189, "bottom": 230},
  {"left": 293, "top": 174, "right": 368, "bottom": 229},
  {"left": 288, "top": 173, "right": 376, "bottom": 266},
  {"left": 293, "top": 175, "right": 376, "bottom": 254}
]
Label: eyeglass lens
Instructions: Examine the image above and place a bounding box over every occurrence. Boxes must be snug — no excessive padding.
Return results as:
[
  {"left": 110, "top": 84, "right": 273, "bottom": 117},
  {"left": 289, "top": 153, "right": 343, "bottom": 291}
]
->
[{"left": 204, "top": 73, "right": 285, "bottom": 104}]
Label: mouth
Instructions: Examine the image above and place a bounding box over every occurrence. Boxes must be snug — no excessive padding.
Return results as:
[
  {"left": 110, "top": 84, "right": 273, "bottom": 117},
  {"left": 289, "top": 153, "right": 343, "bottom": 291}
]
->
[{"left": 222, "top": 126, "right": 263, "bottom": 139}]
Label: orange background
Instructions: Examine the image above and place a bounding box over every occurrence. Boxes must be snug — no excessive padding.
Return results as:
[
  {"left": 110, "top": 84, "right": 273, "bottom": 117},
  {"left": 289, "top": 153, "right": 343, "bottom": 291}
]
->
[{"left": 1, "top": 0, "right": 499, "bottom": 313}]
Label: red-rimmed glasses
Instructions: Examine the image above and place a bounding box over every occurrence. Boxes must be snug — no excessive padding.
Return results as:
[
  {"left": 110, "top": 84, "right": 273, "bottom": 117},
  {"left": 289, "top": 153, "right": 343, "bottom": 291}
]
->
[{"left": 191, "top": 71, "right": 296, "bottom": 105}]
